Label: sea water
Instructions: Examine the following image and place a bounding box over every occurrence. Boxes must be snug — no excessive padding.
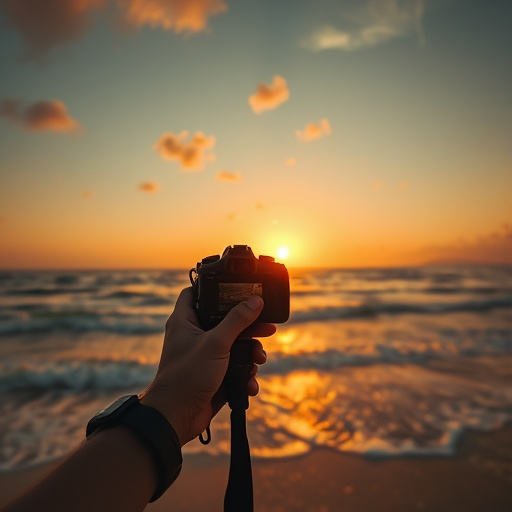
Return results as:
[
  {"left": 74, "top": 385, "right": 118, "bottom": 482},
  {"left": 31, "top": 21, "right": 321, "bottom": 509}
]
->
[{"left": 1, "top": 266, "right": 511, "bottom": 470}]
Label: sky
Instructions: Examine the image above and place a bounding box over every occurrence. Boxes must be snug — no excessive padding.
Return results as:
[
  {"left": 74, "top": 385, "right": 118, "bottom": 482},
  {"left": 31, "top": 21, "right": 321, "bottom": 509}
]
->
[{"left": 0, "top": 0, "right": 511, "bottom": 269}]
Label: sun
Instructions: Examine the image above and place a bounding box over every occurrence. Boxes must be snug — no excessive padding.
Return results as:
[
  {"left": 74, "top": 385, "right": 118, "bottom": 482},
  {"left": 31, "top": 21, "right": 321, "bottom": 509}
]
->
[{"left": 276, "top": 246, "right": 289, "bottom": 260}]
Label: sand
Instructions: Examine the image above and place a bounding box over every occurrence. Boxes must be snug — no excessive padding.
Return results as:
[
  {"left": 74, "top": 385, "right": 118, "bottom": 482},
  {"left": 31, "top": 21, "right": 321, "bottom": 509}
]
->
[{"left": 1, "top": 426, "right": 511, "bottom": 511}]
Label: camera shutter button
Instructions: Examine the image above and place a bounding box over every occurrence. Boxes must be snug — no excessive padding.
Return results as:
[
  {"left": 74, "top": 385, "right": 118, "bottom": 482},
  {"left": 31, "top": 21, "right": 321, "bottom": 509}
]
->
[{"left": 259, "top": 255, "right": 275, "bottom": 262}]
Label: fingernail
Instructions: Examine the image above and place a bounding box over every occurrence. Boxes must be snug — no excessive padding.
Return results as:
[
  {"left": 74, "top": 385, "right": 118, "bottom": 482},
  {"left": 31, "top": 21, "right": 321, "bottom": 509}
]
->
[{"left": 245, "top": 295, "right": 263, "bottom": 310}]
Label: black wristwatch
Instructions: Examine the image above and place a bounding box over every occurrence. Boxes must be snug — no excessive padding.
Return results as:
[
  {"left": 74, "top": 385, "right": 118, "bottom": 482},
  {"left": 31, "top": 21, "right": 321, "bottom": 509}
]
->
[{"left": 86, "top": 395, "right": 182, "bottom": 502}]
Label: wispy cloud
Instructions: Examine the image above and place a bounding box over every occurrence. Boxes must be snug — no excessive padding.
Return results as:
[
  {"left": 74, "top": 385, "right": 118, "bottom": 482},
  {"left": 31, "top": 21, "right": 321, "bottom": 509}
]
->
[
  {"left": 1, "top": 0, "right": 227, "bottom": 59},
  {"left": 302, "top": 0, "right": 425, "bottom": 52},
  {"left": 138, "top": 181, "right": 159, "bottom": 192},
  {"left": 216, "top": 171, "right": 241, "bottom": 182},
  {"left": 0, "top": 98, "right": 82, "bottom": 132},
  {"left": 153, "top": 130, "right": 216, "bottom": 171},
  {"left": 248, "top": 76, "right": 290, "bottom": 114},
  {"left": 285, "top": 157, "right": 297, "bottom": 167},
  {"left": 296, "top": 118, "right": 331, "bottom": 142}
]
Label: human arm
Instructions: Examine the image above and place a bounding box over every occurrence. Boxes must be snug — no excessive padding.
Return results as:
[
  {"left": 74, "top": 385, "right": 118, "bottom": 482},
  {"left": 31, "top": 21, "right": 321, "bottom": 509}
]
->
[{"left": 2, "top": 288, "right": 274, "bottom": 511}]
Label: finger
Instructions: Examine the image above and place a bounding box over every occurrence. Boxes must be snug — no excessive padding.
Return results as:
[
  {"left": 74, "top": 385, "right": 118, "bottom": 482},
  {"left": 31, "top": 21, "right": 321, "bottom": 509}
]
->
[
  {"left": 174, "top": 286, "right": 197, "bottom": 320},
  {"left": 170, "top": 287, "right": 199, "bottom": 325},
  {"left": 251, "top": 339, "right": 267, "bottom": 365},
  {"left": 247, "top": 374, "right": 259, "bottom": 396},
  {"left": 209, "top": 296, "right": 264, "bottom": 352},
  {"left": 240, "top": 322, "right": 276, "bottom": 339}
]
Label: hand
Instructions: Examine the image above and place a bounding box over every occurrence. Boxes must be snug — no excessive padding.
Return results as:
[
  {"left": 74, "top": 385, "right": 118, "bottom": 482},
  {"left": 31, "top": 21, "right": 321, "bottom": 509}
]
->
[{"left": 139, "top": 287, "right": 275, "bottom": 445}]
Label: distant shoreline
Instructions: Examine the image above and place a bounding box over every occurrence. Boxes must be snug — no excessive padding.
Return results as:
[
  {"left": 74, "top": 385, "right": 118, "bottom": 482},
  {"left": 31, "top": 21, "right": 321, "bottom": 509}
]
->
[{"left": 1, "top": 262, "right": 511, "bottom": 272}]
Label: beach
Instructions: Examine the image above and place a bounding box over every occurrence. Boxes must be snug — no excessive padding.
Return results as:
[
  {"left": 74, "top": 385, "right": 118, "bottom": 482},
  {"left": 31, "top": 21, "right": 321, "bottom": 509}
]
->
[
  {"left": 1, "top": 267, "right": 512, "bottom": 510},
  {"left": 1, "top": 425, "right": 511, "bottom": 511}
]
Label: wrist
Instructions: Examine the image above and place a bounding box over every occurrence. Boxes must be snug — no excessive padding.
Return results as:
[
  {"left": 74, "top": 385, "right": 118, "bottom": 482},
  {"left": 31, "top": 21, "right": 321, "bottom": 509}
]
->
[
  {"left": 138, "top": 389, "right": 189, "bottom": 447},
  {"left": 86, "top": 395, "right": 183, "bottom": 502}
]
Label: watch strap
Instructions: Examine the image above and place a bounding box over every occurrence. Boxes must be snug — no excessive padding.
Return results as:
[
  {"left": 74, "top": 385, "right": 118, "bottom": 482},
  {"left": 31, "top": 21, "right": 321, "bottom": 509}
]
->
[{"left": 87, "top": 396, "right": 182, "bottom": 502}]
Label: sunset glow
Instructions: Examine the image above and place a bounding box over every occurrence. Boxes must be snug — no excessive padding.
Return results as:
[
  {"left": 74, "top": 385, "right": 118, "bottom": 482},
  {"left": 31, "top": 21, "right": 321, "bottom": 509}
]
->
[
  {"left": 276, "top": 247, "right": 290, "bottom": 261},
  {"left": 0, "top": 1, "right": 510, "bottom": 269}
]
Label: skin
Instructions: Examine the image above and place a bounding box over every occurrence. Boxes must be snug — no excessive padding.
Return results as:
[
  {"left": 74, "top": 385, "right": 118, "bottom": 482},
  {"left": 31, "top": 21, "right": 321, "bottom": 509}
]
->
[{"left": 2, "top": 288, "right": 275, "bottom": 512}]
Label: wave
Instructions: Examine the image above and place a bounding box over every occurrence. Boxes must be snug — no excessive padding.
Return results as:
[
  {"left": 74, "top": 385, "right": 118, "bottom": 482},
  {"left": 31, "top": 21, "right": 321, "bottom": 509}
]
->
[
  {"left": 3, "top": 329, "right": 512, "bottom": 394},
  {"left": 5, "top": 287, "right": 99, "bottom": 296},
  {"left": 0, "top": 311, "right": 168, "bottom": 335},
  {"left": 1, "top": 356, "right": 511, "bottom": 471},
  {"left": 2, "top": 294, "right": 511, "bottom": 336},
  {"left": 0, "top": 358, "right": 157, "bottom": 393},
  {"left": 289, "top": 296, "right": 512, "bottom": 323}
]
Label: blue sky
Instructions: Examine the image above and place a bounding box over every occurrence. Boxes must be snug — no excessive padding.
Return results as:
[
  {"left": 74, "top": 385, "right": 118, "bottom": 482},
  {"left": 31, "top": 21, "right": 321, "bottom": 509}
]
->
[{"left": 0, "top": 0, "right": 511, "bottom": 268}]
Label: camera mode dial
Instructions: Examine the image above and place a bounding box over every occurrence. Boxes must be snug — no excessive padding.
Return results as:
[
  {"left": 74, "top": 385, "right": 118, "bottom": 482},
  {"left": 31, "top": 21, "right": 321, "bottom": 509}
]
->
[
  {"left": 201, "top": 255, "right": 220, "bottom": 264},
  {"left": 258, "top": 255, "right": 275, "bottom": 262}
]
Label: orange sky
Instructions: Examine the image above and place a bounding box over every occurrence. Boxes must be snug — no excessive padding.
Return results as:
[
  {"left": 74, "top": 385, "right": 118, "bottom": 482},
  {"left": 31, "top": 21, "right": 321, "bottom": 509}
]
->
[{"left": 0, "top": 0, "right": 511, "bottom": 268}]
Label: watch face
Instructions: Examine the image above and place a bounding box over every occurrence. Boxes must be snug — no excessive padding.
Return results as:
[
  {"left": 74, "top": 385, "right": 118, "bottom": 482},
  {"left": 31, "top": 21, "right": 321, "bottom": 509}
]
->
[{"left": 94, "top": 395, "right": 137, "bottom": 421}]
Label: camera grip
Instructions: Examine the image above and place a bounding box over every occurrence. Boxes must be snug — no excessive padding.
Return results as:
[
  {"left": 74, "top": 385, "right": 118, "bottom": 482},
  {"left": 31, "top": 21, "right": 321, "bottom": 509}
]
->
[{"left": 225, "top": 339, "right": 253, "bottom": 411}]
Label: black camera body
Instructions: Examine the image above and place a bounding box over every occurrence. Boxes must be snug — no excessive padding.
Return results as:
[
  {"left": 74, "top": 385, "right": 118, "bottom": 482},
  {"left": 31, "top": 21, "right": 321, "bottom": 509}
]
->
[{"left": 191, "top": 245, "right": 290, "bottom": 330}]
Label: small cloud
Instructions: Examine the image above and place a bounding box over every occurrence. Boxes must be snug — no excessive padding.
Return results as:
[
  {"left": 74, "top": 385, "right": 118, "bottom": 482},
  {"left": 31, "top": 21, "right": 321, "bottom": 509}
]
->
[
  {"left": 138, "top": 181, "right": 159, "bottom": 193},
  {"left": 0, "top": 98, "right": 82, "bottom": 133},
  {"left": 227, "top": 212, "right": 236, "bottom": 221},
  {"left": 248, "top": 75, "right": 289, "bottom": 114},
  {"left": 397, "top": 180, "right": 409, "bottom": 191},
  {"left": 296, "top": 118, "right": 331, "bottom": 142},
  {"left": 153, "top": 130, "right": 215, "bottom": 171},
  {"left": 255, "top": 203, "right": 264, "bottom": 210},
  {"left": 285, "top": 157, "right": 296, "bottom": 168},
  {"left": 81, "top": 190, "right": 93, "bottom": 199},
  {"left": 119, "top": 0, "right": 228, "bottom": 33},
  {"left": 216, "top": 171, "right": 241, "bottom": 182},
  {"left": 302, "top": 0, "right": 426, "bottom": 52}
]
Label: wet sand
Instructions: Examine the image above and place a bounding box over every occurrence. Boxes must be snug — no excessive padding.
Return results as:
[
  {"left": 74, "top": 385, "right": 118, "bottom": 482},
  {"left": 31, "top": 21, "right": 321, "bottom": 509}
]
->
[{"left": 1, "top": 426, "right": 511, "bottom": 511}]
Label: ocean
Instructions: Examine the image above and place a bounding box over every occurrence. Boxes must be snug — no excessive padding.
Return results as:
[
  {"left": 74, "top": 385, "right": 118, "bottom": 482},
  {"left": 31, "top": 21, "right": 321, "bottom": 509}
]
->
[{"left": 1, "top": 266, "right": 511, "bottom": 471}]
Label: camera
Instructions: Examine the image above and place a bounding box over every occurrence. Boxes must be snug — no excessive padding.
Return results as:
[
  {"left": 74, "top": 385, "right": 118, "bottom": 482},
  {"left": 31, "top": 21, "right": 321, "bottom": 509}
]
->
[{"left": 190, "top": 245, "right": 290, "bottom": 330}]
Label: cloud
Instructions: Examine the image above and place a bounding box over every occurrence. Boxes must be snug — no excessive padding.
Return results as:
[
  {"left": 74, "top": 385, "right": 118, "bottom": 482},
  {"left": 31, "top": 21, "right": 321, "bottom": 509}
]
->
[
  {"left": 0, "top": 98, "right": 82, "bottom": 132},
  {"left": 1, "top": 0, "right": 106, "bottom": 60},
  {"left": 138, "top": 181, "right": 159, "bottom": 192},
  {"left": 417, "top": 224, "right": 512, "bottom": 265},
  {"left": 248, "top": 76, "right": 289, "bottom": 114},
  {"left": 118, "top": 0, "right": 227, "bottom": 32},
  {"left": 285, "top": 157, "right": 296, "bottom": 167},
  {"left": 216, "top": 171, "right": 241, "bottom": 182},
  {"left": 296, "top": 118, "right": 331, "bottom": 142},
  {"left": 302, "top": 0, "right": 426, "bottom": 52},
  {"left": 2, "top": 0, "right": 227, "bottom": 59},
  {"left": 153, "top": 130, "right": 215, "bottom": 171}
]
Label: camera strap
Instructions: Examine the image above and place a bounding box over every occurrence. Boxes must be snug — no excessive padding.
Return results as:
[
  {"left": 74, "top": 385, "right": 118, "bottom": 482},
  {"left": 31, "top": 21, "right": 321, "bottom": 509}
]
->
[
  {"left": 225, "top": 407, "right": 253, "bottom": 511},
  {"left": 224, "top": 339, "right": 254, "bottom": 512},
  {"left": 197, "top": 339, "right": 255, "bottom": 511}
]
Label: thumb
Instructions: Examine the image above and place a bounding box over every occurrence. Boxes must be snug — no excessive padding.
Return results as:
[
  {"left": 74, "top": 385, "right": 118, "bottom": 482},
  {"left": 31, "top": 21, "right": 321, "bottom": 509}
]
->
[{"left": 209, "top": 296, "right": 264, "bottom": 351}]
